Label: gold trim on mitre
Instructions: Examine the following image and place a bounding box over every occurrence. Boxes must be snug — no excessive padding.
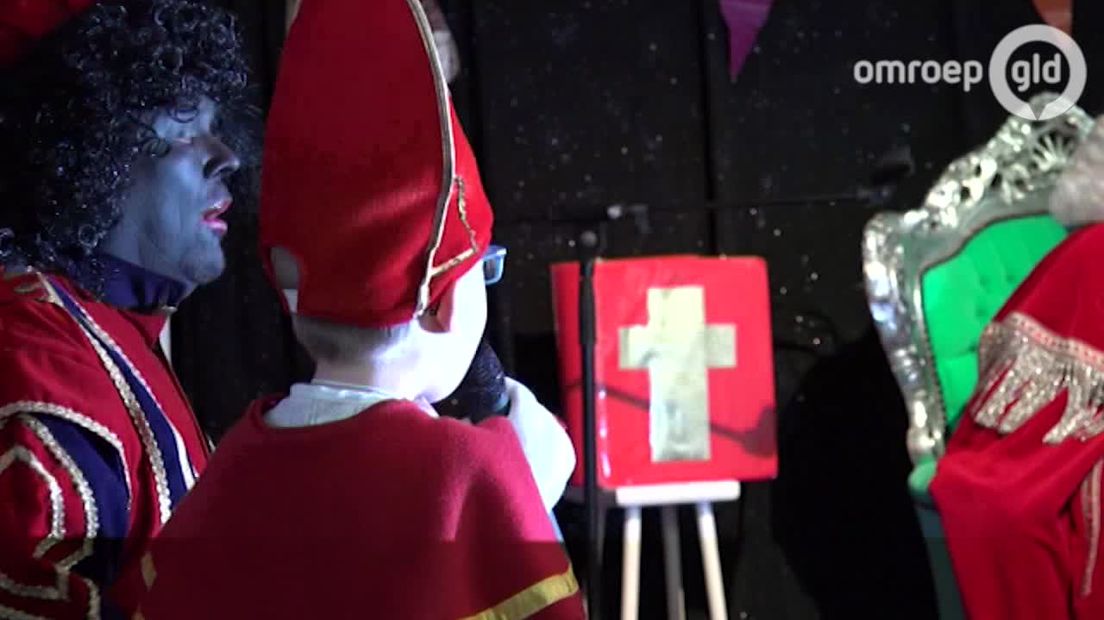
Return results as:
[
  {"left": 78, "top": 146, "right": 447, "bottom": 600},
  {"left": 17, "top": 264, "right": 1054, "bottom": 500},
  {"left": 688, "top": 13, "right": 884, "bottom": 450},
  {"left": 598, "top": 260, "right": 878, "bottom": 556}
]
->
[
  {"left": 462, "top": 566, "right": 580, "bottom": 620},
  {"left": 972, "top": 312, "right": 1104, "bottom": 443},
  {"left": 405, "top": 0, "right": 458, "bottom": 316},
  {"left": 427, "top": 176, "right": 479, "bottom": 279}
]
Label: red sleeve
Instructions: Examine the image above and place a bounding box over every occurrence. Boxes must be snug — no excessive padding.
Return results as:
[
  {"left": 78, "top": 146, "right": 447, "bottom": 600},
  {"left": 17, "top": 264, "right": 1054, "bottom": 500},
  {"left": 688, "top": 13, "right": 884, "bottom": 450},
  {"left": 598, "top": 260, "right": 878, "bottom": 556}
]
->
[
  {"left": 0, "top": 415, "right": 102, "bottom": 619},
  {"left": 952, "top": 224, "right": 1104, "bottom": 453},
  {"left": 451, "top": 417, "right": 585, "bottom": 619},
  {"left": 995, "top": 224, "right": 1099, "bottom": 328}
]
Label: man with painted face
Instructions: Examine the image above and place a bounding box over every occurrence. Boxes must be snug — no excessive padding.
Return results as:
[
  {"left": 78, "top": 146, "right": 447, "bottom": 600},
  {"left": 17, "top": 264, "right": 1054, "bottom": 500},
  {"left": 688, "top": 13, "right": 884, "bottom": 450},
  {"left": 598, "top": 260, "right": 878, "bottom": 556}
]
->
[{"left": 0, "top": 0, "right": 250, "bottom": 617}]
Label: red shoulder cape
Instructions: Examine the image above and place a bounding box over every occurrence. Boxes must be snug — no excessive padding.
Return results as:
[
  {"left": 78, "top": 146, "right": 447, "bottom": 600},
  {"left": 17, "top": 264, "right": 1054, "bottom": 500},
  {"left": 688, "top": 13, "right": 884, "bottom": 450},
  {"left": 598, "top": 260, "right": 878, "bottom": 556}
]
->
[{"left": 138, "top": 397, "right": 584, "bottom": 619}]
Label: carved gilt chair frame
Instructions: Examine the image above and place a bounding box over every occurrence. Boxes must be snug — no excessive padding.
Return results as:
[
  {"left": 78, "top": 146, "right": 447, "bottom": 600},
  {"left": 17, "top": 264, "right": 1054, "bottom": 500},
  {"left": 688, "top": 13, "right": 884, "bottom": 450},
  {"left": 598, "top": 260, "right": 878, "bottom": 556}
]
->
[{"left": 863, "top": 93, "right": 1094, "bottom": 466}]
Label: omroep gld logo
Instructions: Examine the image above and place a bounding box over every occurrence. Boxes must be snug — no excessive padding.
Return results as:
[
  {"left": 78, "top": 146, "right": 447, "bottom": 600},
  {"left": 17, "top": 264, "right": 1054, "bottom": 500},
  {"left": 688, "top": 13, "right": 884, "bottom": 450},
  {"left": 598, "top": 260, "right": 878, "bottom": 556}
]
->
[
  {"left": 854, "top": 24, "right": 1087, "bottom": 121},
  {"left": 990, "top": 25, "right": 1086, "bottom": 121}
]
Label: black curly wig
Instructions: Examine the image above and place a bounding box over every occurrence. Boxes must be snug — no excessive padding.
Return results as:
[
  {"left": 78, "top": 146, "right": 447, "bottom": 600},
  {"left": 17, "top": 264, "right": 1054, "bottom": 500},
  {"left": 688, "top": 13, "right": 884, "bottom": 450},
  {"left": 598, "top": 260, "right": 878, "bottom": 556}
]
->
[{"left": 0, "top": 0, "right": 256, "bottom": 288}]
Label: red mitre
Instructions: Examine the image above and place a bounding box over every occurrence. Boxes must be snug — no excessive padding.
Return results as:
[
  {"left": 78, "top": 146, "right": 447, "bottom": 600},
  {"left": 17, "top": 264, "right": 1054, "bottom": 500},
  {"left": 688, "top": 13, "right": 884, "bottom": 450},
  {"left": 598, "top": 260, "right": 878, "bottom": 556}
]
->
[
  {"left": 260, "top": 0, "right": 494, "bottom": 329},
  {"left": 0, "top": 0, "right": 94, "bottom": 67}
]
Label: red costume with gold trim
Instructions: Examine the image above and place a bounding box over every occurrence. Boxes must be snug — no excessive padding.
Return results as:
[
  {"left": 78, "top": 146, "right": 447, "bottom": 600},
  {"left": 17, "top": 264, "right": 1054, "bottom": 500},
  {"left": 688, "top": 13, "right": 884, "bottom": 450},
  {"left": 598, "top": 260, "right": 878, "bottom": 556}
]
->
[
  {"left": 135, "top": 0, "right": 583, "bottom": 617},
  {"left": 1, "top": 0, "right": 244, "bottom": 617},
  {"left": 0, "top": 272, "right": 208, "bottom": 619},
  {"left": 932, "top": 223, "right": 1104, "bottom": 619},
  {"left": 139, "top": 398, "right": 579, "bottom": 619}
]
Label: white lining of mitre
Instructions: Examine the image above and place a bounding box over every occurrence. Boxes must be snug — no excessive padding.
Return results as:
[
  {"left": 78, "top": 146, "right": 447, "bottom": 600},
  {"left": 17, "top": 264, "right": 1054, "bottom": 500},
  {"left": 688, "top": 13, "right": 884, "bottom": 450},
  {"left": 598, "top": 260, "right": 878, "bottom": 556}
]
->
[{"left": 406, "top": 0, "right": 457, "bottom": 317}]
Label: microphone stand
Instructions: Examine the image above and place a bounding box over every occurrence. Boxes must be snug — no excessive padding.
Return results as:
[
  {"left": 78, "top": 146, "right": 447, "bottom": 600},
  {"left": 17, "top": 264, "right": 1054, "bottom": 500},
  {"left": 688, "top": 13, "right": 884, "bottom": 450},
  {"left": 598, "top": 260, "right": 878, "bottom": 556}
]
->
[
  {"left": 572, "top": 203, "right": 651, "bottom": 619},
  {"left": 577, "top": 222, "right": 605, "bottom": 620}
]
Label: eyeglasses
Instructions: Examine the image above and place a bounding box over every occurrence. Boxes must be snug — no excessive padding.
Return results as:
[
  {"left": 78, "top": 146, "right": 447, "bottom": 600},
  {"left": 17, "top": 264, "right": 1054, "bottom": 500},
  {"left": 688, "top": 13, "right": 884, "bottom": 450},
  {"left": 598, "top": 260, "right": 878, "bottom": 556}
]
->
[{"left": 482, "top": 245, "right": 506, "bottom": 285}]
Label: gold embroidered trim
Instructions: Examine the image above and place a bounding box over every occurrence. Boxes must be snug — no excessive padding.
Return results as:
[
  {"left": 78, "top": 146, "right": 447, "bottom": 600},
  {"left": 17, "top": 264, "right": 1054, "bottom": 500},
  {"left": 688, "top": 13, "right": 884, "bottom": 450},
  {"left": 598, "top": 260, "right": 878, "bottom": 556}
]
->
[
  {"left": 83, "top": 575, "right": 100, "bottom": 620},
  {"left": 37, "top": 278, "right": 173, "bottom": 524},
  {"left": 0, "top": 446, "right": 67, "bottom": 601},
  {"left": 428, "top": 176, "right": 479, "bottom": 279},
  {"left": 79, "top": 329, "right": 172, "bottom": 524},
  {"left": 0, "top": 604, "right": 48, "bottom": 620},
  {"left": 410, "top": 0, "right": 458, "bottom": 316},
  {"left": 1084, "top": 459, "right": 1103, "bottom": 598},
  {"left": 29, "top": 273, "right": 63, "bottom": 307},
  {"left": 462, "top": 566, "right": 580, "bottom": 620},
  {"left": 0, "top": 401, "right": 131, "bottom": 510},
  {"left": 45, "top": 277, "right": 195, "bottom": 499},
  {"left": 0, "top": 417, "right": 106, "bottom": 619},
  {"left": 17, "top": 415, "right": 97, "bottom": 571},
  {"left": 973, "top": 312, "right": 1104, "bottom": 443},
  {"left": 73, "top": 309, "right": 175, "bottom": 440}
]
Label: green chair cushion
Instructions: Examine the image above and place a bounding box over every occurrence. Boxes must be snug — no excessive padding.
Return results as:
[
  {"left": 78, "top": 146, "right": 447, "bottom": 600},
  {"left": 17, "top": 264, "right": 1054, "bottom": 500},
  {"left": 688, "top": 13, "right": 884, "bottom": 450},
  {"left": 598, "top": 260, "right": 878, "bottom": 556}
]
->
[
  {"left": 920, "top": 215, "right": 1067, "bottom": 439},
  {"left": 906, "top": 216, "right": 1066, "bottom": 620},
  {"left": 909, "top": 216, "right": 1065, "bottom": 501}
]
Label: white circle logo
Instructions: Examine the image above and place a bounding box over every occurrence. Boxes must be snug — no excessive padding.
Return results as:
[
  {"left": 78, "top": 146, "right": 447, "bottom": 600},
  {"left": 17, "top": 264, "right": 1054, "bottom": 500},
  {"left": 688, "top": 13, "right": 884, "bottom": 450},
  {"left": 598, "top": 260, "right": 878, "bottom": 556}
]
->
[{"left": 989, "top": 25, "right": 1087, "bottom": 121}]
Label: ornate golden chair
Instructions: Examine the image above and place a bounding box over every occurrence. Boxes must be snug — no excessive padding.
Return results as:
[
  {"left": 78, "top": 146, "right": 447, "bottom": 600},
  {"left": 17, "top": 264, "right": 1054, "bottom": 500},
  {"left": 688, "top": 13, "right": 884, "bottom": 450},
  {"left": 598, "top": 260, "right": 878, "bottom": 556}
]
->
[{"left": 863, "top": 93, "right": 1094, "bottom": 618}]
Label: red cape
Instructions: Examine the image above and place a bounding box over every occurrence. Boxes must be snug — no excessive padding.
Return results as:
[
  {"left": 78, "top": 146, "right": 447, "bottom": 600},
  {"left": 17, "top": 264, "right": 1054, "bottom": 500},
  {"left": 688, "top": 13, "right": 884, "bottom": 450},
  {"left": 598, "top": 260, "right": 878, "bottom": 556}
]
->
[
  {"left": 137, "top": 397, "right": 584, "bottom": 619},
  {"left": 932, "top": 224, "right": 1104, "bottom": 618}
]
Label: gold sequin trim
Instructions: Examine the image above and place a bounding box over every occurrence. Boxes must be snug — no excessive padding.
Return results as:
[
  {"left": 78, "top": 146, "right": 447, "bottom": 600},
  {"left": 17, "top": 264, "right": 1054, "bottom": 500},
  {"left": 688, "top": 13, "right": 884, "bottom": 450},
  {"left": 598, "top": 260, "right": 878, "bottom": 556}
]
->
[
  {"left": 84, "top": 575, "right": 101, "bottom": 620},
  {"left": 28, "top": 272, "right": 63, "bottom": 307},
  {"left": 0, "top": 422, "right": 104, "bottom": 619},
  {"left": 37, "top": 277, "right": 175, "bottom": 524},
  {"left": 60, "top": 284, "right": 185, "bottom": 454},
  {"left": 0, "top": 446, "right": 67, "bottom": 601},
  {"left": 79, "top": 328, "right": 172, "bottom": 525},
  {"left": 1083, "top": 459, "right": 1103, "bottom": 598},
  {"left": 17, "top": 415, "right": 98, "bottom": 571},
  {"left": 461, "top": 565, "right": 580, "bottom": 620},
  {"left": 0, "top": 401, "right": 131, "bottom": 510},
  {"left": 972, "top": 312, "right": 1104, "bottom": 443}
]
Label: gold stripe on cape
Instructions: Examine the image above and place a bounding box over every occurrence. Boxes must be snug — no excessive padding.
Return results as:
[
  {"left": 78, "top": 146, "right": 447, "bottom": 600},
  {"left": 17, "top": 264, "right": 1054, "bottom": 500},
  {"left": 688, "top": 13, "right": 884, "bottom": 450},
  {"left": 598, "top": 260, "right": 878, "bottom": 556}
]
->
[{"left": 462, "top": 565, "right": 579, "bottom": 620}]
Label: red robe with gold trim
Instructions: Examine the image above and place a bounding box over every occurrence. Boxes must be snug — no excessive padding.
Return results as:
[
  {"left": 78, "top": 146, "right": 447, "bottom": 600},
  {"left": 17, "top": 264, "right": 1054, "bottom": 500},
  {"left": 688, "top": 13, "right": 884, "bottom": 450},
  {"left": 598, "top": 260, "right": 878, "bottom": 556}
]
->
[
  {"left": 932, "top": 223, "right": 1104, "bottom": 619},
  {"left": 136, "top": 397, "right": 584, "bottom": 619},
  {"left": 0, "top": 272, "right": 209, "bottom": 619}
]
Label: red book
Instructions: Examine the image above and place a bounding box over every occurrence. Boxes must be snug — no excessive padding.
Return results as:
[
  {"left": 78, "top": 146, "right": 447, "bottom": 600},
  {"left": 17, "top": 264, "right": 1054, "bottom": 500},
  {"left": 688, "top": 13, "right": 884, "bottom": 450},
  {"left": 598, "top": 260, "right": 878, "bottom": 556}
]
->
[{"left": 551, "top": 256, "right": 777, "bottom": 488}]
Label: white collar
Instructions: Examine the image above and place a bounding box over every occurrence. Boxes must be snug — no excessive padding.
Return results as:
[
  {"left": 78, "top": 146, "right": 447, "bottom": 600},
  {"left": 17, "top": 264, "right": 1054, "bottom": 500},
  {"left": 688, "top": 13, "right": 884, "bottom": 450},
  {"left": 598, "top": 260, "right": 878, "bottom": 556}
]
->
[{"left": 297, "top": 381, "right": 439, "bottom": 418}]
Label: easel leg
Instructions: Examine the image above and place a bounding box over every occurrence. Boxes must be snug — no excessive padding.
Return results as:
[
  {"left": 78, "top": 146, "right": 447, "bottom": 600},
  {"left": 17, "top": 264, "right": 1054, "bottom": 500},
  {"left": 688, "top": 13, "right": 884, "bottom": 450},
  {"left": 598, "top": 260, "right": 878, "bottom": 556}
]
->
[
  {"left": 696, "top": 502, "right": 728, "bottom": 620},
  {"left": 661, "top": 506, "right": 686, "bottom": 620},
  {"left": 621, "top": 506, "right": 643, "bottom": 620}
]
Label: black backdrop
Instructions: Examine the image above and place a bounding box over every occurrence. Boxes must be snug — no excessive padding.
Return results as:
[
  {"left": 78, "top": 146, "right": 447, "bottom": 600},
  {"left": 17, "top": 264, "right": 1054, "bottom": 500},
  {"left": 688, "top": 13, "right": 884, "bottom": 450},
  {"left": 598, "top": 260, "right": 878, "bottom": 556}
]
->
[{"left": 171, "top": 1, "right": 1104, "bottom": 618}]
